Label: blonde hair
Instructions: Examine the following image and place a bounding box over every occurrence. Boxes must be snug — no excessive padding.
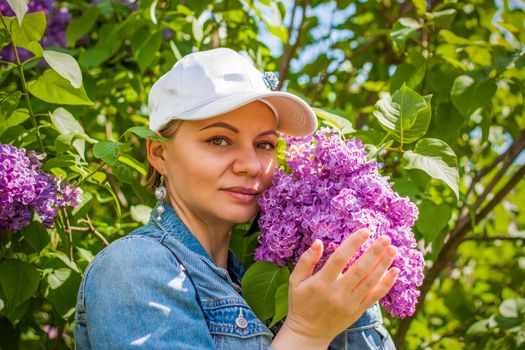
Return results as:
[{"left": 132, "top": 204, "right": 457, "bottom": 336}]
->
[{"left": 144, "top": 120, "right": 183, "bottom": 191}]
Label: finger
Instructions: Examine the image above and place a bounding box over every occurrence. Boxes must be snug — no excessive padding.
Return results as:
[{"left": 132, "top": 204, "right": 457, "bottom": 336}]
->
[
  {"left": 351, "top": 245, "right": 397, "bottom": 294},
  {"left": 317, "top": 229, "right": 370, "bottom": 282},
  {"left": 341, "top": 235, "right": 391, "bottom": 289},
  {"left": 359, "top": 267, "right": 399, "bottom": 309},
  {"left": 289, "top": 239, "right": 324, "bottom": 288}
]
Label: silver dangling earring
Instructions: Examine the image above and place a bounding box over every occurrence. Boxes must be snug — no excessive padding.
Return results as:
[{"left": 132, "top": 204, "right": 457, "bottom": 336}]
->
[{"left": 155, "top": 175, "right": 167, "bottom": 221}]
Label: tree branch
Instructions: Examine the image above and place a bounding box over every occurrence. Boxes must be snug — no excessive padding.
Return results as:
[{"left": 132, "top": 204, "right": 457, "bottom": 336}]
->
[
  {"left": 473, "top": 131, "right": 525, "bottom": 211},
  {"left": 278, "top": 0, "right": 308, "bottom": 90},
  {"left": 78, "top": 215, "right": 109, "bottom": 246},
  {"left": 465, "top": 130, "right": 525, "bottom": 200},
  {"left": 394, "top": 162, "right": 525, "bottom": 347},
  {"left": 461, "top": 235, "right": 525, "bottom": 242},
  {"left": 107, "top": 173, "right": 129, "bottom": 209},
  {"left": 356, "top": 92, "right": 377, "bottom": 129},
  {"left": 60, "top": 208, "right": 73, "bottom": 260}
]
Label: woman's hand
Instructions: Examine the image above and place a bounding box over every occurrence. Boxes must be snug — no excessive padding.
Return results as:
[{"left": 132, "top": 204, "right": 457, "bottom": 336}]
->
[{"left": 272, "top": 229, "right": 399, "bottom": 350}]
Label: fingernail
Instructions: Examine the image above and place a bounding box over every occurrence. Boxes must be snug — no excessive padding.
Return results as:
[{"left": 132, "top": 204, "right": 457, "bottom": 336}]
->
[
  {"left": 387, "top": 245, "right": 397, "bottom": 257},
  {"left": 360, "top": 229, "right": 370, "bottom": 239},
  {"left": 380, "top": 236, "right": 391, "bottom": 246}
]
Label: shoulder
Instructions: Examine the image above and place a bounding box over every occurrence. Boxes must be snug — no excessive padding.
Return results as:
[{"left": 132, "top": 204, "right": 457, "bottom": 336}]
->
[
  {"left": 81, "top": 230, "right": 180, "bottom": 292},
  {"left": 93, "top": 233, "right": 166, "bottom": 264}
]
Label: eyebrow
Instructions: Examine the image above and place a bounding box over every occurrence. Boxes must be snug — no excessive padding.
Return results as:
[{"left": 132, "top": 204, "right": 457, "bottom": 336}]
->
[{"left": 199, "top": 122, "right": 277, "bottom": 137}]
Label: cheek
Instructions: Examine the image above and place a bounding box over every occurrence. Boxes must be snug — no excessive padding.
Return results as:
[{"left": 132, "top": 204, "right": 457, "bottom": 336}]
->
[{"left": 261, "top": 157, "right": 277, "bottom": 189}]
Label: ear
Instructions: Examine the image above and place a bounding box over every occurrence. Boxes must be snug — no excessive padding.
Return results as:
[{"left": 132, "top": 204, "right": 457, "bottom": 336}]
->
[{"left": 146, "top": 138, "right": 167, "bottom": 174}]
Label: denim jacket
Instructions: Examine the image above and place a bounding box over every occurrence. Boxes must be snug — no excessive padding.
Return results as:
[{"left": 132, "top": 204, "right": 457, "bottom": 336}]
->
[{"left": 75, "top": 205, "right": 395, "bottom": 349}]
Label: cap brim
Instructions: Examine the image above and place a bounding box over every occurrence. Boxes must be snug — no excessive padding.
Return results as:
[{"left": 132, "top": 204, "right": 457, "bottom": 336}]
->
[{"left": 168, "top": 91, "right": 318, "bottom": 136}]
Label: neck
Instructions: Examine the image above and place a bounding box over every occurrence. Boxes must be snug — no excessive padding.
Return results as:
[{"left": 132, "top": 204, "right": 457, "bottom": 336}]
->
[{"left": 168, "top": 198, "right": 232, "bottom": 269}]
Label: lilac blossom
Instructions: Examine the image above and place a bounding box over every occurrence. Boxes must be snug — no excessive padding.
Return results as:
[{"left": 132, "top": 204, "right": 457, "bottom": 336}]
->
[
  {"left": 255, "top": 128, "right": 424, "bottom": 318},
  {"left": 0, "top": 144, "right": 82, "bottom": 233}
]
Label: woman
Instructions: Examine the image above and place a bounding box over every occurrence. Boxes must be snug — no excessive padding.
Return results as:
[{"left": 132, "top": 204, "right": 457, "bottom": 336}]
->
[{"left": 75, "top": 48, "right": 399, "bottom": 349}]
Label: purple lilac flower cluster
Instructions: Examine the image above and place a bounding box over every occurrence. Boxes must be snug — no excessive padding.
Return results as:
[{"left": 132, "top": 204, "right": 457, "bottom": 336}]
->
[
  {"left": 255, "top": 128, "right": 424, "bottom": 318},
  {"left": 0, "top": 0, "right": 72, "bottom": 62},
  {"left": 0, "top": 144, "right": 82, "bottom": 233}
]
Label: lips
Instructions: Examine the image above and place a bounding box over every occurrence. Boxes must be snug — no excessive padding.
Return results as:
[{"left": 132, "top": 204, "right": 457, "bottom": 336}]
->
[
  {"left": 223, "top": 186, "right": 259, "bottom": 195},
  {"left": 222, "top": 186, "right": 260, "bottom": 203}
]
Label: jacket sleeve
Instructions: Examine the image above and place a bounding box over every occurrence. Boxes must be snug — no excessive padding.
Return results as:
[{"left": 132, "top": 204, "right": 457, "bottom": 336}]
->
[
  {"left": 80, "top": 235, "right": 215, "bottom": 350},
  {"left": 327, "top": 303, "right": 397, "bottom": 350}
]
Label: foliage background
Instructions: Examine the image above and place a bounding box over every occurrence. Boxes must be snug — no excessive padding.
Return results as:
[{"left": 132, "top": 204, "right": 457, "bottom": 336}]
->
[{"left": 0, "top": 0, "right": 524, "bottom": 349}]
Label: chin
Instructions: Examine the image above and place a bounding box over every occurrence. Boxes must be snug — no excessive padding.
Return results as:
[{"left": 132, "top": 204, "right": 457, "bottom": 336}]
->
[{"left": 224, "top": 206, "right": 258, "bottom": 224}]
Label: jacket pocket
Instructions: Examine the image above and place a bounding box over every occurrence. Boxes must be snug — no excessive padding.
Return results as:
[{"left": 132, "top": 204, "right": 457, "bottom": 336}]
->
[{"left": 202, "top": 298, "right": 273, "bottom": 339}]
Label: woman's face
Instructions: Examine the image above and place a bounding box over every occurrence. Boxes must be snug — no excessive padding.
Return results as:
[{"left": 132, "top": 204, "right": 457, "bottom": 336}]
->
[{"left": 159, "top": 100, "right": 278, "bottom": 226}]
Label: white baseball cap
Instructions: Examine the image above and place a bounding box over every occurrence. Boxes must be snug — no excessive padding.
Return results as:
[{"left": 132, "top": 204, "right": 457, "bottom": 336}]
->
[{"left": 148, "top": 47, "right": 317, "bottom": 136}]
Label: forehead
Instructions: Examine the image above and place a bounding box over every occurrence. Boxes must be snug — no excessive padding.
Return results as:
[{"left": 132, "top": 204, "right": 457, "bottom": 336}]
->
[{"left": 185, "top": 100, "right": 278, "bottom": 131}]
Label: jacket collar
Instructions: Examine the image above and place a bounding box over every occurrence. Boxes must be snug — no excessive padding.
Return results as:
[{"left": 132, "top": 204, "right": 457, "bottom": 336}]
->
[{"left": 150, "top": 204, "right": 245, "bottom": 283}]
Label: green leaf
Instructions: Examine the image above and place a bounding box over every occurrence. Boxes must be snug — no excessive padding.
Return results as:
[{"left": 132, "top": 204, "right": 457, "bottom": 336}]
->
[
  {"left": 54, "top": 134, "right": 74, "bottom": 154},
  {"left": 149, "top": 0, "right": 159, "bottom": 24},
  {"left": 242, "top": 261, "right": 290, "bottom": 321},
  {"left": 7, "top": 0, "right": 28, "bottom": 25},
  {"left": 404, "top": 138, "right": 459, "bottom": 199},
  {"left": 49, "top": 107, "right": 92, "bottom": 159},
  {"left": 401, "top": 94, "right": 432, "bottom": 144},
  {"left": 72, "top": 192, "right": 94, "bottom": 220},
  {"left": 0, "top": 91, "right": 21, "bottom": 120},
  {"left": 266, "top": 24, "right": 288, "bottom": 43},
  {"left": 42, "top": 268, "right": 81, "bottom": 319},
  {"left": 499, "top": 298, "right": 525, "bottom": 318},
  {"left": 20, "top": 220, "right": 50, "bottom": 253},
  {"left": 230, "top": 230, "right": 259, "bottom": 268},
  {"left": 65, "top": 6, "right": 100, "bottom": 46},
  {"left": 42, "top": 154, "right": 78, "bottom": 171},
  {"left": 495, "top": 315, "right": 523, "bottom": 330},
  {"left": 451, "top": 75, "right": 497, "bottom": 118},
  {"left": 390, "top": 17, "right": 422, "bottom": 52},
  {"left": 131, "top": 29, "right": 162, "bottom": 72},
  {"left": 43, "top": 50, "right": 83, "bottom": 88},
  {"left": 111, "top": 163, "right": 135, "bottom": 184},
  {"left": 76, "top": 247, "right": 95, "bottom": 266},
  {"left": 390, "top": 63, "right": 426, "bottom": 92},
  {"left": 130, "top": 205, "right": 152, "bottom": 225},
  {"left": 439, "top": 29, "right": 473, "bottom": 46},
  {"left": 412, "top": 0, "right": 427, "bottom": 14},
  {"left": 415, "top": 200, "right": 452, "bottom": 241},
  {"left": 192, "top": 17, "right": 203, "bottom": 42},
  {"left": 497, "top": 21, "right": 520, "bottom": 35},
  {"left": 24, "top": 40, "right": 42, "bottom": 57},
  {"left": 373, "top": 84, "right": 428, "bottom": 143},
  {"left": 27, "top": 69, "right": 93, "bottom": 106},
  {"left": 269, "top": 282, "right": 288, "bottom": 328},
  {"left": 124, "top": 126, "right": 169, "bottom": 142},
  {"left": 11, "top": 12, "right": 46, "bottom": 47},
  {"left": 429, "top": 9, "right": 457, "bottom": 29},
  {"left": 136, "top": 30, "right": 162, "bottom": 72},
  {"left": 0, "top": 259, "right": 40, "bottom": 312},
  {"left": 118, "top": 154, "right": 147, "bottom": 176},
  {"left": 467, "top": 318, "right": 492, "bottom": 336},
  {"left": 0, "top": 108, "right": 29, "bottom": 136},
  {"left": 93, "top": 140, "right": 131, "bottom": 166},
  {"left": 0, "top": 28, "right": 10, "bottom": 51},
  {"left": 313, "top": 107, "right": 355, "bottom": 134}
]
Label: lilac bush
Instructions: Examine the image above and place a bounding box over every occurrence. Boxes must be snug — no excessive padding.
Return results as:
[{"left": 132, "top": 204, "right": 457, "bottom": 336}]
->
[
  {"left": 255, "top": 128, "right": 424, "bottom": 318},
  {"left": 0, "top": 144, "right": 82, "bottom": 233},
  {"left": 0, "top": 0, "right": 72, "bottom": 62}
]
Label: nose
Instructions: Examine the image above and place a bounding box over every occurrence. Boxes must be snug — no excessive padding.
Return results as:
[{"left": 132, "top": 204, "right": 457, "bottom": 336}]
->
[{"left": 232, "top": 145, "right": 262, "bottom": 177}]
